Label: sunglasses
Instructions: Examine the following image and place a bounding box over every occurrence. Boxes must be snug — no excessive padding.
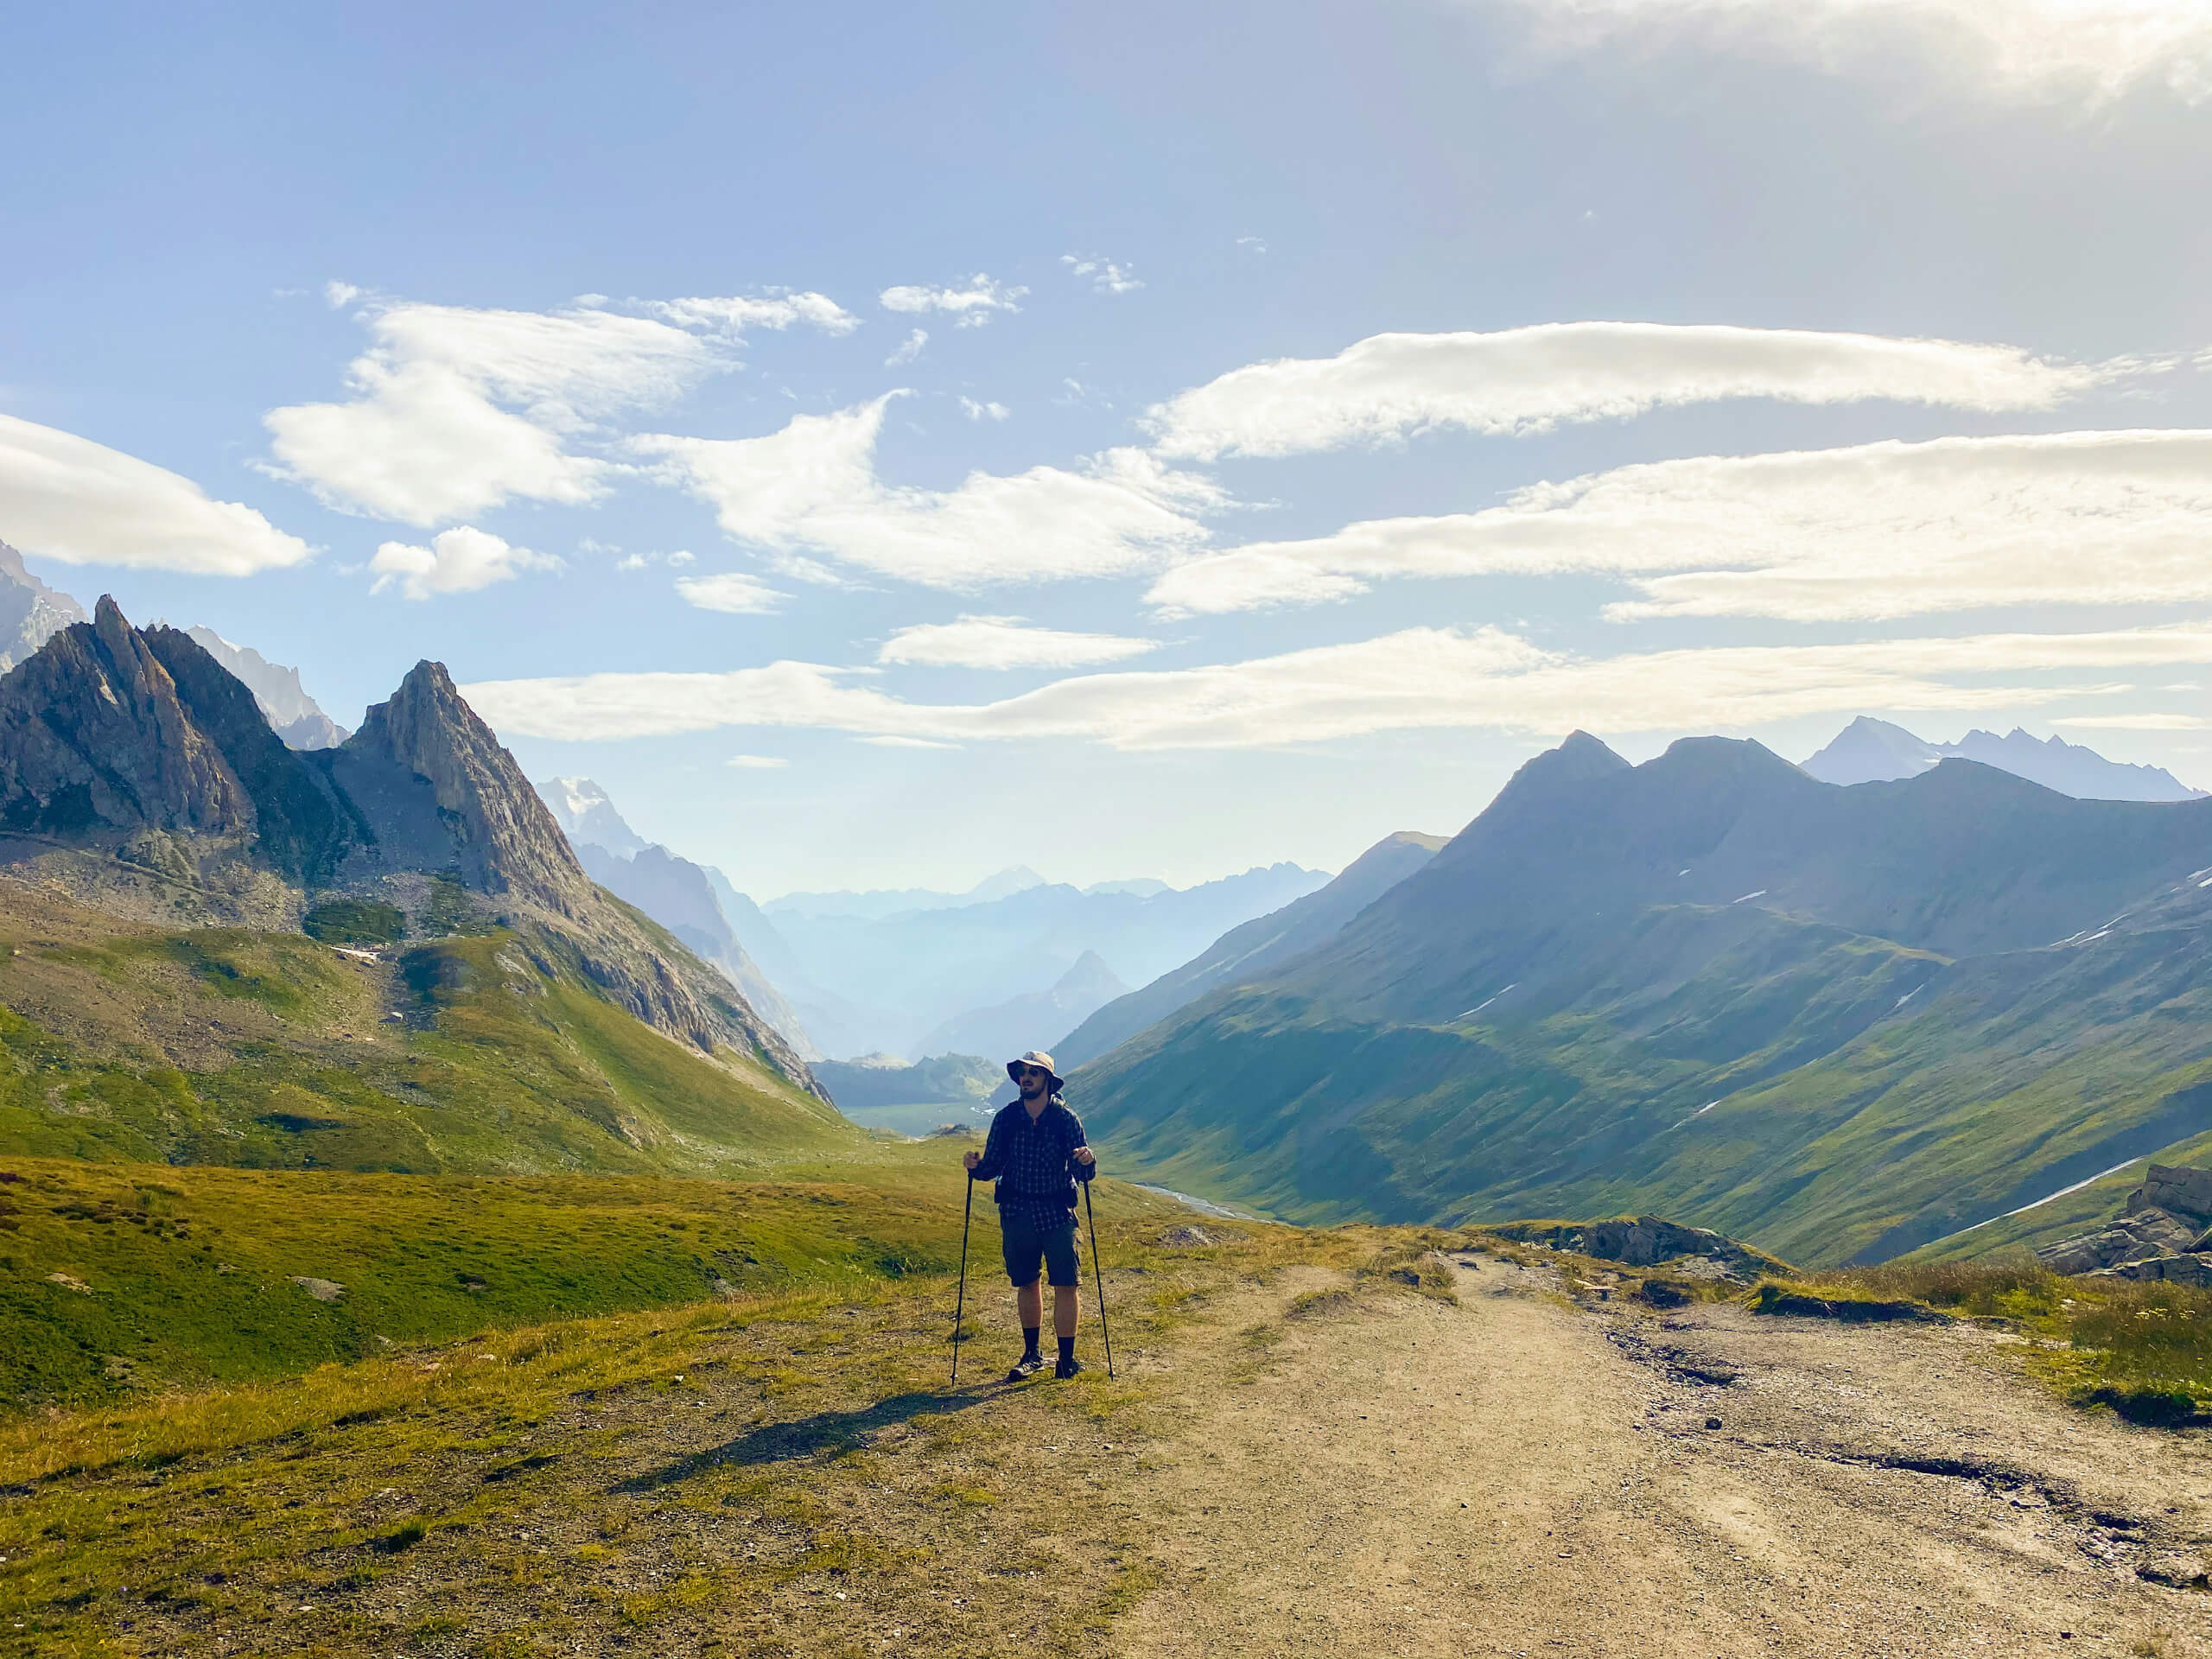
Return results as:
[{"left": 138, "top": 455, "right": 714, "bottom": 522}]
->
[{"left": 1013, "top": 1066, "right": 1049, "bottom": 1080}]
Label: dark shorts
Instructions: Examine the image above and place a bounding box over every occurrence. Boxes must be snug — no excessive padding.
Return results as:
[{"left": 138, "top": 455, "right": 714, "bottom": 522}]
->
[{"left": 1001, "top": 1209, "right": 1079, "bottom": 1287}]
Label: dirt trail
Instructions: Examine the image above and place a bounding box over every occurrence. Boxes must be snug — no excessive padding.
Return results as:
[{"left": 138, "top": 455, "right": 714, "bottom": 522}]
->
[{"left": 1106, "top": 1255, "right": 2212, "bottom": 1657}]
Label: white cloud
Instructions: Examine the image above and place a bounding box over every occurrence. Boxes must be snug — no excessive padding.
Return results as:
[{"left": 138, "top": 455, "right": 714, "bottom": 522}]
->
[
  {"left": 632, "top": 395, "right": 1221, "bottom": 588},
  {"left": 2050, "top": 713, "right": 2212, "bottom": 729},
  {"left": 1144, "top": 321, "right": 2139, "bottom": 461},
  {"left": 645, "top": 291, "right": 857, "bottom": 335},
  {"left": 369, "top": 526, "right": 557, "bottom": 600},
  {"left": 1147, "top": 429, "right": 2212, "bottom": 622},
  {"left": 1062, "top": 254, "right": 1143, "bottom": 295},
  {"left": 265, "top": 290, "right": 852, "bottom": 525},
  {"left": 461, "top": 620, "right": 2212, "bottom": 752},
  {"left": 861, "top": 735, "right": 963, "bottom": 749},
  {"left": 877, "top": 614, "right": 1161, "bottom": 670},
  {"left": 960, "top": 397, "right": 1010, "bottom": 422},
  {"left": 878, "top": 275, "right": 1027, "bottom": 327},
  {"left": 675, "top": 571, "right": 785, "bottom": 613},
  {"left": 885, "top": 327, "right": 929, "bottom": 367},
  {"left": 1491, "top": 0, "right": 2212, "bottom": 106},
  {"left": 725, "top": 753, "right": 790, "bottom": 767},
  {"left": 0, "top": 414, "right": 310, "bottom": 575}
]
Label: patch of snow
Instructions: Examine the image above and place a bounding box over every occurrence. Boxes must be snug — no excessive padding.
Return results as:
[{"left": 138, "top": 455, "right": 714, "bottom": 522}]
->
[
  {"left": 1893, "top": 987, "right": 1921, "bottom": 1008},
  {"left": 1930, "top": 1158, "right": 2144, "bottom": 1243},
  {"left": 1457, "top": 983, "right": 1518, "bottom": 1019},
  {"left": 1666, "top": 1100, "right": 1721, "bottom": 1131},
  {"left": 1729, "top": 889, "right": 1768, "bottom": 905}
]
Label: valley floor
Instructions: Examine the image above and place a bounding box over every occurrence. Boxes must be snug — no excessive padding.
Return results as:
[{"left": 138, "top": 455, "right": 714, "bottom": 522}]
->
[{"left": 8, "top": 1227, "right": 2211, "bottom": 1657}]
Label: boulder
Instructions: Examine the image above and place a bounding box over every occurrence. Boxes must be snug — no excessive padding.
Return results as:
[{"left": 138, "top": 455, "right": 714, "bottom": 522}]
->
[
  {"left": 2128, "top": 1163, "right": 2212, "bottom": 1225},
  {"left": 2035, "top": 1205, "right": 2201, "bottom": 1274},
  {"left": 2089, "top": 1253, "right": 2212, "bottom": 1287}
]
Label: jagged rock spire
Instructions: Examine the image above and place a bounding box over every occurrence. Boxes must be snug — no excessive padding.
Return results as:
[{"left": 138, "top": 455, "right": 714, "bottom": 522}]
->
[{"left": 346, "top": 661, "right": 588, "bottom": 909}]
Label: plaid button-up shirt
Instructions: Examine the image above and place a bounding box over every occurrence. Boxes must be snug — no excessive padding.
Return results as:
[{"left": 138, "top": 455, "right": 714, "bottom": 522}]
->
[{"left": 971, "top": 1096, "right": 1092, "bottom": 1224}]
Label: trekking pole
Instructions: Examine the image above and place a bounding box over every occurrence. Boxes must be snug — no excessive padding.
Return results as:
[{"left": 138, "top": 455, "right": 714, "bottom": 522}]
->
[
  {"left": 950, "top": 1172, "right": 975, "bottom": 1385},
  {"left": 1083, "top": 1179, "right": 1115, "bottom": 1379}
]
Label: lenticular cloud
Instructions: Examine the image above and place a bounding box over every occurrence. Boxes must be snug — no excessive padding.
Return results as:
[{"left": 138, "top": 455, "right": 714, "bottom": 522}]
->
[{"left": 1144, "top": 322, "right": 2132, "bottom": 461}]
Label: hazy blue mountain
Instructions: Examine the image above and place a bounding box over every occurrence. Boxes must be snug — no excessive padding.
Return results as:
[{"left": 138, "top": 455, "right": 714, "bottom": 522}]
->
[
  {"left": 764, "top": 866, "right": 1046, "bottom": 921},
  {"left": 1802, "top": 716, "right": 2202, "bottom": 801},
  {"left": 1055, "top": 830, "right": 1446, "bottom": 1070},
  {"left": 1073, "top": 733, "right": 2212, "bottom": 1265},
  {"left": 182, "top": 626, "right": 349, "bottom": 750},
  {"left": 536, "top": 776, "right": 817, "bottom": 1057},
  {"left": 916, "top": 950, "right": 1131, "bottom": 1064},
  {"left": 764, "top": 862, "right": 1332, "bottom": 1058}
]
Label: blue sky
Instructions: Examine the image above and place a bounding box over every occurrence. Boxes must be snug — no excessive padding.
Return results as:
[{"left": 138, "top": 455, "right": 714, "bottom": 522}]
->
[{"left": 7, "top": 1, "right": 2212, "bottom": 894}]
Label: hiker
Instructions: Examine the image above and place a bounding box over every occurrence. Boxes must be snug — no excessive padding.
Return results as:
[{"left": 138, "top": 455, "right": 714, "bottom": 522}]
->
[{"left": 963, "top": 1049, "right": 1096, "bottom": 1380}]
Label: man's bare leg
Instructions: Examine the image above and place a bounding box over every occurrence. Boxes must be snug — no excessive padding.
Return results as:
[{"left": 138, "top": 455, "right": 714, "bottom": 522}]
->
[{"left": 1053, "top": 1284, "right": 1078, "bottom": 1339}]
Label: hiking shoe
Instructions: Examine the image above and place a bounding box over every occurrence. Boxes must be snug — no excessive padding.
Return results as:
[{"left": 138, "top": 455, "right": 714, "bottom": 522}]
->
[
  {"left": 1007, "top": 1353, "right": 1045, "bottom": 1382},
  {"left": 1055, "top": 1356, "right": 1084, "bottom": 1380}
]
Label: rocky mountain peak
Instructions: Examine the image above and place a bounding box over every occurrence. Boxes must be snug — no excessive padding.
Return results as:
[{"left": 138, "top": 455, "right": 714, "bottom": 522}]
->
[
  {"left": 347, "top": 661, "right": 588, "bottom": 911},
  {"left": 0, "top": 594, "right": 256, "bottom": 839}
]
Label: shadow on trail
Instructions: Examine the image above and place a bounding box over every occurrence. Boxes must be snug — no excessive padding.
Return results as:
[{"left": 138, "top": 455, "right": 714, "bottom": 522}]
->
[{"left": 612, "top": 1385, "right": 1001, "bottom": 1492}]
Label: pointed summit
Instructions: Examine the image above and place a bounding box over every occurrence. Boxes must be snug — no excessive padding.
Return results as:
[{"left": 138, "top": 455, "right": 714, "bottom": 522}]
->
[{"left": 347, "top": 661, "right": 588, "bottom": 909}]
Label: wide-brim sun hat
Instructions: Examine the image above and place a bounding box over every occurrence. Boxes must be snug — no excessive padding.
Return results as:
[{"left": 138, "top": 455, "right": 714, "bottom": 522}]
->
[{"left": 1007, "top": 1049, "right": 1065, "bottom": 1092}]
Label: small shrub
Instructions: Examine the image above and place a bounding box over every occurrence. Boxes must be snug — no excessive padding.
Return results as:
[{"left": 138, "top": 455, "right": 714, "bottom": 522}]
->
[{"left": 303, "top": 900, "right": 406, "bottom": 946}]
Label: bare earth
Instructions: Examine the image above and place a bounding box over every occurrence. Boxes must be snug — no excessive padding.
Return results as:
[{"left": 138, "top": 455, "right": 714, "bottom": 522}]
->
[
  {"left": 1103, "top": 1256, "right": 2212, "bottom": 1658},
  {"left": 86, "top": 1243, "right": 2212, "bottom": 1656}
]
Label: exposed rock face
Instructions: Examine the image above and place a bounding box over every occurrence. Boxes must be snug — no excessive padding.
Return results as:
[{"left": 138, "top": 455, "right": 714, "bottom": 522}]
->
[
  {"left": 2128, "top": 1163, "right": 2212, "bottom": 1224},
  {"left": 2038, "top": 1164, "right": 2212, "bottom": 1279},
  {"left": 0, "top": 597, "right": 257, "bottom": 839},
  {"left": 347, "top": 662, "right": 589, "bottom": 912}
]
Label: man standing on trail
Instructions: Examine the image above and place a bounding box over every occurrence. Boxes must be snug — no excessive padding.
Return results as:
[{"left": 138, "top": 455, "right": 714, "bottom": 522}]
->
[{"left": 964, "top": 1049, "right": 1096, "bottom": 1381}]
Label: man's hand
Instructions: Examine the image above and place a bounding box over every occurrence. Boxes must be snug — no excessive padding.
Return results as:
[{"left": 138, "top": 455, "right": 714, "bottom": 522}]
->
[
  {"left": 963, "top": 1149, "right": 981, "bottom": 1173},
  {"left": 1072, "top": 1147, "right": 1096, "bottom": 1167}
]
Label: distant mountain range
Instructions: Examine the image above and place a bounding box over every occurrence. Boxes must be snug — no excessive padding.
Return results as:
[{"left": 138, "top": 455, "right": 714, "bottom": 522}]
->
[
  {"left": 1055, "top": 830, "right": 1446, "bottom": 1069},
  {"left": 1802, "top": 716, "right": 2202, "bottom": 801},
  {"left": 533, "top": 779, "right": 819, "bottom": 1058},
  {"left": 1072, "top": 733, "right": 2212, "bottom": 1266},
  {"left": 762, "top": 861, "right": 1333, "bottom": 1058},
  {"left": 537, "top": 775, "right": 1332, "bottom": 1062},
  {"left": 915, "top": 949, "right": 1130, "bottom": 1064}
]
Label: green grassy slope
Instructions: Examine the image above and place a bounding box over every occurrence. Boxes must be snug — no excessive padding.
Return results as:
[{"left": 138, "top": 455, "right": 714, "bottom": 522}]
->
[
  {"left": 1075, "top": 740, "right": 2212, "bottom": 1266},
  {"left": 0, "top": 1145, "right": 1037, "bottom": 1410},
  {"left": 0, "top": 883, "right": 855, "bottom": 1178},
  {"left": 1084, "top": 906, "right": 2212, "bottom": 1265}
]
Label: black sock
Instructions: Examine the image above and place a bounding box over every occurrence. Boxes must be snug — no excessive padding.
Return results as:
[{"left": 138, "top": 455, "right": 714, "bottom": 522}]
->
[
  {"left": 1058, "top": 1336, "right": 1075, "bottom": 1363},
  {"left": 1022, "top": 1326, "right": 1040, "bottom": 1358}
]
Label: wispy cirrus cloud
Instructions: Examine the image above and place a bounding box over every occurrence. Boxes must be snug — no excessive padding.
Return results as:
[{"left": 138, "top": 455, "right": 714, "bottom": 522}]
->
[
  {"left": 878, "top": 275, "right": 1027, "bottom": 327},
  {"left": 1144, "top": 321, "right": 2145, "bottom": 461},
  {"left": 0, "top": 413, "right": 310, "bottom": 575},
  {"left": 877, "top": 614, "right": 1160, "bottom": 670},
  {"left": 632, "top": 395, "right": 1221, "bottom": 588},
  {"left": 370, "top": 526, "right": 557, "bottom": 599},
  {"left": 1147, "top": 429, "right": 2212, "bottom": 621},
  {"left": 461, "top": 620, "right": 2212, "bottom": 751},
  {"left": 1486, "top": 0, "right": 2212, "bottom": 107},
  {"left": 264, "top": 288, "right": 855, "bottom": 525}
]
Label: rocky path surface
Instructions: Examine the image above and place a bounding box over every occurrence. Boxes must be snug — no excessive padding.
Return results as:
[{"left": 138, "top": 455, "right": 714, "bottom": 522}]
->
[{"left": 1109, "top": 1255, "right": 2212, "bottom": 1657}]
